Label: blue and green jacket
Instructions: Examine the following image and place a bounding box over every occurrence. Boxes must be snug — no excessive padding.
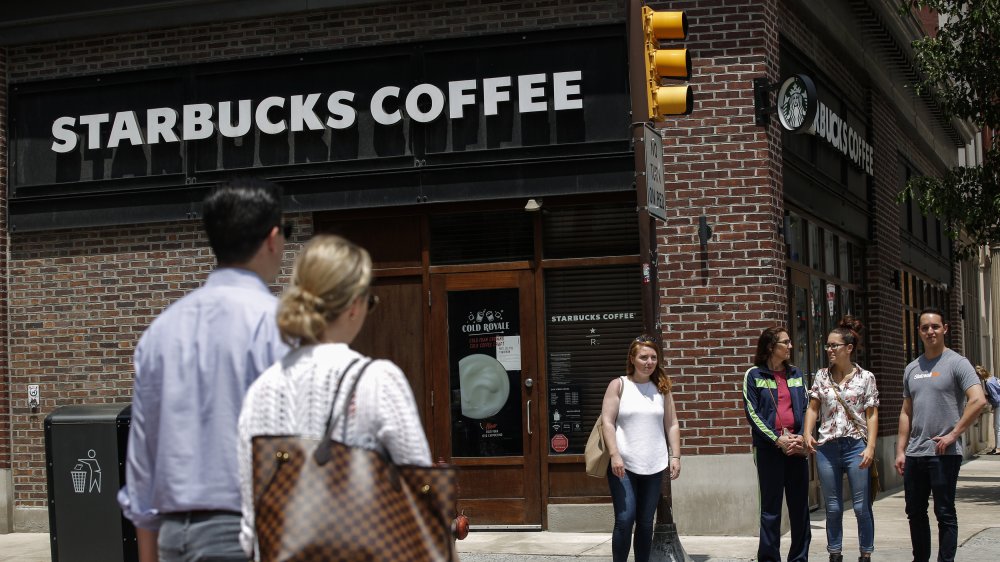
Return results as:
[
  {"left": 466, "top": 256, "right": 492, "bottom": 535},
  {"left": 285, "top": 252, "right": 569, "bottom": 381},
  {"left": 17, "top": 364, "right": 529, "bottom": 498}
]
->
[{"left": 742, "top": 363, "right": 809, "bottom": 449}]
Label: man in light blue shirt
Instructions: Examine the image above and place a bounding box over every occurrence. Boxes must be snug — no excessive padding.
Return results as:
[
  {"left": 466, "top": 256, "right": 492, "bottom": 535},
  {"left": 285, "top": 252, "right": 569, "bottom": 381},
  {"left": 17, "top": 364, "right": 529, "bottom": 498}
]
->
[{"left": 118, "top": 178, "right": 290, "bottom": 562}]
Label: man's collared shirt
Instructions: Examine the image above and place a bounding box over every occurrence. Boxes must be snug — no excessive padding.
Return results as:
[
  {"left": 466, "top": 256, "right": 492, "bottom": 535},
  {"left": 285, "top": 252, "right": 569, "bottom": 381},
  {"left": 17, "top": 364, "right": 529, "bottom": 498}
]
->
[{"left": 118, "top": 268, "right": 287, "bottom": 529}]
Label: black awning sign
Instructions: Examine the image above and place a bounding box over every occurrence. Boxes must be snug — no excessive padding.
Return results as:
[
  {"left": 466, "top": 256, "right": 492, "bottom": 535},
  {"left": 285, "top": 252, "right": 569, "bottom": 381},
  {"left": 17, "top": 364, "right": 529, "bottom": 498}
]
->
[{"left": 49, "top": 72, "right": 583, "bottom": 153}]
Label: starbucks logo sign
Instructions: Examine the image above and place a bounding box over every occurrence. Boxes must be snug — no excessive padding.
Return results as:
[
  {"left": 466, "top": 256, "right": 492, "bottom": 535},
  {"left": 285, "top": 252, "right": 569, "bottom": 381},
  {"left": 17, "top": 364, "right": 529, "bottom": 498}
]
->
[{"left": 776, "top": 74, "right": 817, "bottom": 133}]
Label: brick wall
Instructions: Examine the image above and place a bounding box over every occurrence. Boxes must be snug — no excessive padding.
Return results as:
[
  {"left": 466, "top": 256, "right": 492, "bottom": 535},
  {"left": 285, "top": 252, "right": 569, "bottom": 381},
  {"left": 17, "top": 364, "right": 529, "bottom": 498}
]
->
[
  {"left": 8, "top": 217, "right": 307, "bottom": 506},
  {"left": 654, "top": 0, "right": 784, "bottom": 456},
  {"left": 867, "top": 90, "right": 907, "bottom": 437},
  {"left": 6, "top": 0, "right": 621, "bottom": 82},
  {"left": 0, "top": 47, "right": 9, "bottom": 472},
  {"left": 1, "top": 0, "right": 621, "bottom": 511},
  {"left": 9, "top": 223, "right": 207, "bottom": 505},
  {"left": 917, "top": 6, "right": 939, "bottom": 38}
]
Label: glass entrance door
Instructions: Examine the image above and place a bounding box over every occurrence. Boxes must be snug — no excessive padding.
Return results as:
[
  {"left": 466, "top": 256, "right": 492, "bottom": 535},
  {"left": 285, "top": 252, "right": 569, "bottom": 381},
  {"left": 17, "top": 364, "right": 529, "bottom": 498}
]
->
[
  {"left": 790, "top": 269, "right": 821, "bottom": 509},
  {"left": 429, "top": 270, "right": 542, "bottom": 527}
]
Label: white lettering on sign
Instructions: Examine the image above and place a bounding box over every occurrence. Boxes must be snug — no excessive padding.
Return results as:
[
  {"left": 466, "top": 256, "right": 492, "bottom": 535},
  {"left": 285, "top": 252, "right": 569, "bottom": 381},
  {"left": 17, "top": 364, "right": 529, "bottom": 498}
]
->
[
  {"left": 814, "top": 100, "right": 873, "bottom": 176},
  {"left": 644, "top": 126, "right": 665, "bottom": 221},
  {"left": 49, "top": 71, "right": 585, "bottom": 153},
  {"left": 483, "top": 76, "right": 512, "bottom": 116},
  {"left": 549, "top": 312, "right": 637, "bottom": 323},
  {"left": 219, "top": 100, "right": 252, "bottom": 137}
]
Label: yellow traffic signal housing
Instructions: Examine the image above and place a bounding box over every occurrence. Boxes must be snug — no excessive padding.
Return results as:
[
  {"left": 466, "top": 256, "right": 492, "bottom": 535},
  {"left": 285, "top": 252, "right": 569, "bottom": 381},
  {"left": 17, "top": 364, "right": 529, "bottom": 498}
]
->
[{"left": 642, "top": 6, "right": 693, "bottom": 119}]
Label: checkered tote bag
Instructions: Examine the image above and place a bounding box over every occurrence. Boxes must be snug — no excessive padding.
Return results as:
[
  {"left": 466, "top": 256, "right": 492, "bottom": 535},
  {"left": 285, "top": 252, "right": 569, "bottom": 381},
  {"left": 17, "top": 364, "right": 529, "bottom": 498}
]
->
[{"left": 252, "top": 359, "right": 459, "bottom": 561}]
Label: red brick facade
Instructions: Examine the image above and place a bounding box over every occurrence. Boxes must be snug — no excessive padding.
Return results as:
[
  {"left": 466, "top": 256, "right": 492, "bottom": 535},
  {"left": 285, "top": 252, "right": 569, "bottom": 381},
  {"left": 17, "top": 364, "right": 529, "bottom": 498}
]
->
[
  {"left": 0, "top": 0, "right": 976, "bottom": 526},
  {"left": 658, "top": 0, "right": 785, "bottom": 456},
  {"left": 0, "top": 47, "right": 9, "bottom": 472},
  {"left": 2, "top": 0, "right": 625, "bottom": 511}
]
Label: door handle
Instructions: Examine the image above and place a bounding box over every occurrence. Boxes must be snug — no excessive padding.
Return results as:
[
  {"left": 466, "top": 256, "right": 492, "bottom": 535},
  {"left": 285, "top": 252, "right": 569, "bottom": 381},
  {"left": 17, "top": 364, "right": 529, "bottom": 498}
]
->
[{"left": 526, "top": 399, "right": 532, "bottom": 435}]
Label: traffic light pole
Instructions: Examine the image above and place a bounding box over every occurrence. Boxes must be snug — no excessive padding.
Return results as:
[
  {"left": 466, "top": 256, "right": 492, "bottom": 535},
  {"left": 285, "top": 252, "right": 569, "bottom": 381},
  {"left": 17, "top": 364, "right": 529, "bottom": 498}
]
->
[{"left": 627, "top": 1, "right": 691, "bottom": 561}]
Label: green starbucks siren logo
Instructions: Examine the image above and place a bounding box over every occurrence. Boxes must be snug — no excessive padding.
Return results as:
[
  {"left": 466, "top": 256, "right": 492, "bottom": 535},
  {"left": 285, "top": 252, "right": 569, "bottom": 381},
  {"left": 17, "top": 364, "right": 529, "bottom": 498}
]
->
[{"left": 777, "top": 74, "right": 817, "bottom": 133}]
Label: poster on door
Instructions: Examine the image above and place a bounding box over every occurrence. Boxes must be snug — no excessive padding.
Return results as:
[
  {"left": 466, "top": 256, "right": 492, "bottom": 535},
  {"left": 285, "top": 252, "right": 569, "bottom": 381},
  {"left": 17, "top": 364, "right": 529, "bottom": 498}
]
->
[{"left": 448, "top": 288, "right": 523, "bottom": 457}]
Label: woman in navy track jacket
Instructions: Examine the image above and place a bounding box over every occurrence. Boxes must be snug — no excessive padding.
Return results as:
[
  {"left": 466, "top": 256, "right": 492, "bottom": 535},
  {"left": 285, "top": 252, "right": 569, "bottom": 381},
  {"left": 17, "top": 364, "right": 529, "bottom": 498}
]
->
[{"left": 742, "top": 326, "right": 811, "bottom": 562}]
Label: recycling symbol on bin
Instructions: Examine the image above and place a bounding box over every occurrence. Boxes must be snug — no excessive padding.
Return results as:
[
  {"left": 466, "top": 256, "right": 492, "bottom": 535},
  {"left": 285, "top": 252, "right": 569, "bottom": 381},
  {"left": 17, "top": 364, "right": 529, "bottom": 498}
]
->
[{"left": 71, "top": 449, "right": 102, "bottom": 494}]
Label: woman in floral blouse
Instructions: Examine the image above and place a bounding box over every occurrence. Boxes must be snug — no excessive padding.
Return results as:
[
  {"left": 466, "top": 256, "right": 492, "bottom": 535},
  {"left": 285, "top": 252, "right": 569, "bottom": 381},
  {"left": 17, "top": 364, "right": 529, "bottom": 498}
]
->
[{"left": 803, "top": 316, "right": 879, "bottom": 562}]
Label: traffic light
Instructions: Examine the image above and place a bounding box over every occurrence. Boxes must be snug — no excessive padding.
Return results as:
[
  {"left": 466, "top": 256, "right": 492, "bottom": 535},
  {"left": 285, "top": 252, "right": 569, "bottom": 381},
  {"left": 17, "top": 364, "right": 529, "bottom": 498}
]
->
[{"left": 642, "top": 6, "right": 692, "bottom": 120}]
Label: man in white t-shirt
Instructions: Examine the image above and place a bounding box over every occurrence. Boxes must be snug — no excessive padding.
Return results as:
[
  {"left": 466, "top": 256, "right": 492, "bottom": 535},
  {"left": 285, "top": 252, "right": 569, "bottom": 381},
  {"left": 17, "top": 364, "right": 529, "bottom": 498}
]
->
[{"left": 894, "top": 307, "right": 986, "bottom": 562}]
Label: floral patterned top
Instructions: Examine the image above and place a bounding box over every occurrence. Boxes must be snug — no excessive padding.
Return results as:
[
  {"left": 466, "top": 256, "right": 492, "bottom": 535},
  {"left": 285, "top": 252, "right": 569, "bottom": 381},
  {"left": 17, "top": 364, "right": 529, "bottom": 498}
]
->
[{"left": 808, "top": 364, "right": 880, "bottom": 444}]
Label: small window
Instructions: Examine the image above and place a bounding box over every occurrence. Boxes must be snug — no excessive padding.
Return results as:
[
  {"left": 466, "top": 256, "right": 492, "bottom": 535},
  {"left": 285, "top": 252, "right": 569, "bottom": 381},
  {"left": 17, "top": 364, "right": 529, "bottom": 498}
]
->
[
  {"left": 785, "top": 212, "right": 805, "bottom": 264},
  {"left": 429, "top": 211, "right": 533, "bottom": 265},
  {"left": 824, "top": 233, "right": 837, "bottom": 276},
  {"left": 838, "top": 238, "right": 851, "bottom": 281},
  {"left": 543, "top": 204, "right": 638, "bottom": 259},
  {"left": 808, "top": 222, "right": 821, "bottom": 271}
]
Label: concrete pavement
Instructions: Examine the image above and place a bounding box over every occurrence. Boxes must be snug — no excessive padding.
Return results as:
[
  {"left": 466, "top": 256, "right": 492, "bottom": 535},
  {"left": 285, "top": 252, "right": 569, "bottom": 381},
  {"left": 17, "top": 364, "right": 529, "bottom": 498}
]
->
[
  {"left": 457, "top": 453, "right": 1000, "bottom": 561},
  {"left": 2, "top": 454, "right": 997, "bottom": 561}
]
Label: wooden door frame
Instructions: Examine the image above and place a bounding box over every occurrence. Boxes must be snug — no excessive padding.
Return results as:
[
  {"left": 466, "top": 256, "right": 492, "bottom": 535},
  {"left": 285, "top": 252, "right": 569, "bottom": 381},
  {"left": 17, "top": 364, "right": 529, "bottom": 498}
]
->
[
  {"left": 789, "top": 268, "right": 821, "bottom": 509},
  {"left": 428, "top": 269, "right": 543, "bottom": 527}
]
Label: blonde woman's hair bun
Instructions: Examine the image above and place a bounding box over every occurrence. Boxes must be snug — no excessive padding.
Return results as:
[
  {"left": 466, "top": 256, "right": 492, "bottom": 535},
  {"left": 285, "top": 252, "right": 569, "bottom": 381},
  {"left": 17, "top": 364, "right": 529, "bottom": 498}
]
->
[{"left": 277, "top": 235, "right": 373, "bottom": 346}]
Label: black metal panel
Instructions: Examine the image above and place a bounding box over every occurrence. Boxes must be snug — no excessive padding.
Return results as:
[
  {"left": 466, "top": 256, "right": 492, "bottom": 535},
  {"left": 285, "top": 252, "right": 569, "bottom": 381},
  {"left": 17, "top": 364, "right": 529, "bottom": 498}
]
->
[
  {"left": 9, "top": 184, "right": 203, "bottom": 233},
  {"left": 783, "top": 161, "right": 868, "bottom": 241},
  {"left": 543, "top": 203, "right": 639, "bottom": 259},
  {"left": 429, "top": 211, "right": 534, "bottom": 265},
  {"left": 900, "top": 239, "right": 952, "bottom": 286},
  {"left": 9, "top": 25, "right": 629, "bottom": 195},
  {"left": 8, "top": 152, "right": 634, "bottom": 232}
]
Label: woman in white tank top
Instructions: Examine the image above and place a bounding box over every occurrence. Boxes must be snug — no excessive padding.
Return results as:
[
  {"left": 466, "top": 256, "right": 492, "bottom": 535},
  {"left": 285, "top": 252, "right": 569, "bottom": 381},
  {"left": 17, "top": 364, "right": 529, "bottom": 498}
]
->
[{"left": 599, "top": 335, "right": 681, "bottom": 562}]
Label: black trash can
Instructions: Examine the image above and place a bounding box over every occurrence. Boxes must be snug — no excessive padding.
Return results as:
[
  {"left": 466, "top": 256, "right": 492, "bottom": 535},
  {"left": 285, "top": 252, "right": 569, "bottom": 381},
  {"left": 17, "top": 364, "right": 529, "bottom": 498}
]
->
[{"left": 45, "top": 403, "right": 137, "bottom": 562}]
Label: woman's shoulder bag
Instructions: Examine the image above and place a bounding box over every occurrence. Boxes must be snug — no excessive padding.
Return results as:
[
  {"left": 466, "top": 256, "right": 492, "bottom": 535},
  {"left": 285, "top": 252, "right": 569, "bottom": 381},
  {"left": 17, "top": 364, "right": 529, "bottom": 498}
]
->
[
  {"left": 584, "top": 376, "right": 624, "bottom": 478},
  {"left": 829, "top": 376, "right": 881, "bottom": 500},
  {"left": 252, "top": 358, "right": 459, "bottom": 561}
]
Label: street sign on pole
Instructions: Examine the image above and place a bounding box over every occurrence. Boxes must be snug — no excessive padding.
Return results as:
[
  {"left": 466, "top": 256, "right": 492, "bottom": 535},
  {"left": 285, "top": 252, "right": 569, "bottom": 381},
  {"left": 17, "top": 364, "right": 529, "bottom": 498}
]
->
[{"left": 644, "top": 124, "right": 666, "bottom": 221}]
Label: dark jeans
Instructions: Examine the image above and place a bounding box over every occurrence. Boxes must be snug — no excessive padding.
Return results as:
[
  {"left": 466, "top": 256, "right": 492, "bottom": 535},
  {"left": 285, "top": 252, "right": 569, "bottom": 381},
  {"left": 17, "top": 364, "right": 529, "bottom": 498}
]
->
[
  {"left": 608, "top": 467, "right": 663, "bottom": 562},
  {"left": 903, "top": 455, "right": 962, "bottom": 562},
  {"left": 159, "top": 511, "right": 246, "bottom": 562},
  {"left": 754, "top": 445, "right": 811, "bottom": 562}
]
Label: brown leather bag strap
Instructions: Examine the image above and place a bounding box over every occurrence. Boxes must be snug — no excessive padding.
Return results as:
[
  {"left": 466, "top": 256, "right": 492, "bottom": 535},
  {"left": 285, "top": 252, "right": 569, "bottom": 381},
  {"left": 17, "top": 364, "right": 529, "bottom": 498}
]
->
[
  {"left": 320, "top": 357, "right": 361, "bottom": 437},
  {"left": 829, "top": 376, "right": 868, "bottom": 440},
  {"left": 334, "top": 359, "right": 376, "bottom": 442},
  {"left": 313, "top": 357, "right": 372, "bottom": 465}
]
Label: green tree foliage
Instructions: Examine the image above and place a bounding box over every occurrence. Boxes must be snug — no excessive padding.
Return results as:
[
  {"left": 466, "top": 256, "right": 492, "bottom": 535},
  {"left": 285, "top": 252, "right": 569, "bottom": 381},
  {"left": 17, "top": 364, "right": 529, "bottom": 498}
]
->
[{"left": 900, "top": 0, "right": 1000, "bottom": 257}]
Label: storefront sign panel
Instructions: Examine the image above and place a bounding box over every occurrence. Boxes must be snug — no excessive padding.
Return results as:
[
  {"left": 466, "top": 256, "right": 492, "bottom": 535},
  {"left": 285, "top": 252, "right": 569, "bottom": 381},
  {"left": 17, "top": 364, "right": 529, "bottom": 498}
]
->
[
  {"left": 10, "top": 26, "right": 629, "bottom": 195},
  {"left": 775, "top": 73, "right": 873, "bottom": 177}
]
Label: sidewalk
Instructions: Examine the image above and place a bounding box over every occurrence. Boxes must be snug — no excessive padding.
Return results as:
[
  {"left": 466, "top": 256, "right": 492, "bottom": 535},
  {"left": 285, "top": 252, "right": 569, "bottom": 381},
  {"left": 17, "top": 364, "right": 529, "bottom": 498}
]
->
[
  {"left": 457, "top": 454, "right": 1000, "bottom": 561},
  {"left": 2, "top": 455, "right": 997, "bottom": 561}
]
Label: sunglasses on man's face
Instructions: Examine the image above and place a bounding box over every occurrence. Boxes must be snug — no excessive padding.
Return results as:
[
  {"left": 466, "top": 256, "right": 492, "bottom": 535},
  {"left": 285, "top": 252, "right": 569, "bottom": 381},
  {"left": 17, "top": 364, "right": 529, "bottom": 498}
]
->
[{"left": 366, "top": 294, "right": 380, "bottom": 311}]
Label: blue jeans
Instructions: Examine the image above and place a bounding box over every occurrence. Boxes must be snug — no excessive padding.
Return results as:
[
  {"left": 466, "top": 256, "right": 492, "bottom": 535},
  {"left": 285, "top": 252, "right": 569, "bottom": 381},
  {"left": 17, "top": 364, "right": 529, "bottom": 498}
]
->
[
  {"left": 903, "top": 455, "right": 962, "bottom": 562},
  {"left": 608, "top": 467, "right": 663, "bottom": 562},
  {"left": 158, "top": 512, "right": 246, "bottom": 562},
  {"left": 816, "top": 438, "right": 874, "bottom": 554}
]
